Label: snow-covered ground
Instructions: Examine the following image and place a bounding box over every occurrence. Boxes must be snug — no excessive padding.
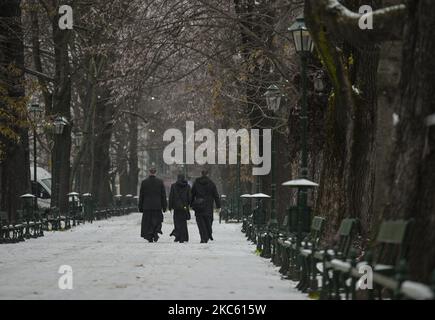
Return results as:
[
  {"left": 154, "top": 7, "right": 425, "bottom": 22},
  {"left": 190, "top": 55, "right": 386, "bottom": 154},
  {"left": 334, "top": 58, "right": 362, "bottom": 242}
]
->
[{"left": 0, "top": 212, "right": 308, "bottom": 300}]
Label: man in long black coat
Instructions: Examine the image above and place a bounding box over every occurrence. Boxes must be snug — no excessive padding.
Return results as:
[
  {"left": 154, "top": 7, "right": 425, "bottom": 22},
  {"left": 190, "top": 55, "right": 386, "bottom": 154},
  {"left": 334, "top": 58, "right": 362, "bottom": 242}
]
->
[
  {"left": 169, "top": 174, "right": 191, "bottom": 243},
  {"left": 191, "top": 170, "right": 221, "bottom": 243},
  {"left": 138, "top": 168, "right": 167, "bottom": 242}
]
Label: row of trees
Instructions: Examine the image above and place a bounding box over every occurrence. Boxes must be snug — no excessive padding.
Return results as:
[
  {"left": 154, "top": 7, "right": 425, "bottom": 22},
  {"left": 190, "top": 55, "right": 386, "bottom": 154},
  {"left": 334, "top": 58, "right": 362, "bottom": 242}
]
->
[{"left": 0, "top": 0, "right": 433, "bottom": 281}]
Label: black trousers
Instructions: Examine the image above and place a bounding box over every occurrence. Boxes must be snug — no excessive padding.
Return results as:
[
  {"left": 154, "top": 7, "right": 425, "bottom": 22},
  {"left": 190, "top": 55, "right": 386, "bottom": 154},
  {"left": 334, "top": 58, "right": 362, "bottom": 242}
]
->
[
  {"left": 141, "top": 210, "right": 163, "bottom": 241},
  {"left": 196, "top": 213, "right": 213, "bottom": 243}
]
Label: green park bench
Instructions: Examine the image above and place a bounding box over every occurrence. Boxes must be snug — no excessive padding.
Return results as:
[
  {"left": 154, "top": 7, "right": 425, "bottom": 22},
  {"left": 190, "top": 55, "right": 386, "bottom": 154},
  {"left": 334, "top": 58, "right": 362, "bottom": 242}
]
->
[
  {"left": 323, "top": 219, "right": 414, "bottom": 300},
  {"left": 1, "top": 211, "right": 14, "bottom": 243},
  {"left": 0, "top": 211, "right": 25, "bottom": 243},
  {"left": 17, "top": 209, "right": 34, "bottom": 239},
  {"left": 271, "top": 215, "right": 289, "bottom": 266},
  {"left": 277, "top": 206, "right": 299, "bottom": 276},
  {"left": 313, "top": 218, "right": 360, "bottom": 299},
  {"left": 21, "top": 208, "right": 44, "bottom": 238},
  {"left": 295, "top": 216, "right": 326, "bottom": 291},
  {"left": 33, "top": 209, "right": 45, "bottom": 237},
  {"left": 279, "top": 214, "right": 325, "bottom": 281}
]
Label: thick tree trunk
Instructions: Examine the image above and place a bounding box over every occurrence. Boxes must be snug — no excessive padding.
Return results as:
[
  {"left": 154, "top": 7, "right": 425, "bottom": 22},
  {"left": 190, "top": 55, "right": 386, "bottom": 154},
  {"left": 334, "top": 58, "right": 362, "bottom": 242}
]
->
[
  {"left": 50, "top": 3, "right": 72, "bottom": 213},
  {"left": 127, "top": 114, "right": 139, "bottom": 195},
  {"left": 373, "top": 39, "right": 402, "bottom": 233},
  {"left": 306, "top": 0, "right": 383, "bottom": 242},
  {"left": 91, "top": 96, "right": 114, "bottom": 207},
  {"left": 345, "top": 45, "right": 379, "bottom": 237},
  {"left": 0, "top": 0, "right": 30, "bottom": 220},
  {"left": 385, "top": 0, "right": 435, "bottom": 282}
]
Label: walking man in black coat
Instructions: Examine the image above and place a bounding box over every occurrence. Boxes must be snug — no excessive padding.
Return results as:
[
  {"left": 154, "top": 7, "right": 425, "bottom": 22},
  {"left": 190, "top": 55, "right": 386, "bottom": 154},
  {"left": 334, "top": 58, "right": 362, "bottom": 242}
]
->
[
  {"left": 138, "top": 167, "right": 167, "bottom": 242},
  {"left": 191, "top": 170, "right": 221, "bottom": 243},
  {"left": 169, "top": 174, "right": 191, "bottom": 243}
]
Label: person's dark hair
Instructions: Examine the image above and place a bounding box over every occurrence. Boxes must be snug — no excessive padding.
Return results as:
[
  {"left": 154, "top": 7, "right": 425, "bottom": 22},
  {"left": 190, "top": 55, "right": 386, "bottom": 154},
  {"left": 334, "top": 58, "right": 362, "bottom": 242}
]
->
[
  {"left": 177, "top": 173, "right": 185, "bottom": 182},
  {"left": 149, "top": 167, "right": 157, "bottom": 175},
  {"left": 201, "top": 169, "right": 208, "bottom": 177}
]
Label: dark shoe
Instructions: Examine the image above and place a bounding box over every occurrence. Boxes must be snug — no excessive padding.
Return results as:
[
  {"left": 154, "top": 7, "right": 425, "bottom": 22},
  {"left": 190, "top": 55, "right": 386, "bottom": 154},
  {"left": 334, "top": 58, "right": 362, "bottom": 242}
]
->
[{"left": 210, "top": 235, "right": 214, "bottom": 241}]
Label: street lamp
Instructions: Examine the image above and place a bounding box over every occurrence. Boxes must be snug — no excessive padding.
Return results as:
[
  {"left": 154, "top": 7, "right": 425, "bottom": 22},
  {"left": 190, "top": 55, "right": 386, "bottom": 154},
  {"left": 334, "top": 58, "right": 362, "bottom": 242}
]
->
[
  {"left": 53, "top": 116, "right": 68, "bottom": 135},
  {"left": 314, "top": 71, "right": 326, "bottom": 93},
  {"left": 73, "top": 131, "right": 83, "bottom": 146},
  {"left": 29, "top": 104, "right": 43, "bottom": 209},
  {"left": 52, "top": 116, "right": 69, "bottom": 210},
  {"left": 264, "top": 85, "right": 283, "bottom": 229},
  {"left": 286, "top": 16, "right": 316, "bottom": 278},
  {"left": 288, "top": 16, "right": 315, "bottom": 54},
  {"left": 264, "top": 84, "right": 282, "bottom": 113}
]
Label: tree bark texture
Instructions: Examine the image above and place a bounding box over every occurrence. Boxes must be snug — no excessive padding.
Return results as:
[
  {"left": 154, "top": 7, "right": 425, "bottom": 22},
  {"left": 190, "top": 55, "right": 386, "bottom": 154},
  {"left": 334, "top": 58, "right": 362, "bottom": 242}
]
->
[{"left": 0, "top": 0, "right": 30, "bottom": 220}]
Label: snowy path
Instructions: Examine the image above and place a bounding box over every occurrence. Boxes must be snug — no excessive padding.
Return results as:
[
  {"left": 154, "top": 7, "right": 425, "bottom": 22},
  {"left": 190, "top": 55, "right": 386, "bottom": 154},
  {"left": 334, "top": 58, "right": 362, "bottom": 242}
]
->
[{"left": 0, "top": 212, "right": 308, "bottom": 300}]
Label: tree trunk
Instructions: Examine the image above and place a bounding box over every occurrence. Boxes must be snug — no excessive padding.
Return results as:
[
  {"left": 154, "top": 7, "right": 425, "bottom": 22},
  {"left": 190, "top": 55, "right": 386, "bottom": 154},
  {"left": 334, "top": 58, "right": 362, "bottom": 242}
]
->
[
  {"left": 127, "top": 114, "right": 139, "bottom": 195},
  {"left": 50, "top": 9, "right": 72, "bottom": 213},
  {"left": 372, "top": 39, "right": 402, "bottom": 233},
  {"left": 0, "top": 0, "right": 30, "bottom": 221},
  {"left": 385, "top": 0, "right": 435, "bottom": 282},
  {"left": 91, "top": 95, "right": 114, "bottom": 207}
]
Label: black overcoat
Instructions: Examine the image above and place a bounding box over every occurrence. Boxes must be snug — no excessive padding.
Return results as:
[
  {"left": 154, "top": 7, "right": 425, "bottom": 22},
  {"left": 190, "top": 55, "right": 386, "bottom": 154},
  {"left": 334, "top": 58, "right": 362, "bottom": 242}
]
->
[
  {"left": 138, "top": 176, "right": 167, "bottom": 212},
  {"left": 138, "top": 175, "right": 167, "bottom": 241},
  {"left": 191, "top": 176, "right": 221, "bottom": 243},
  {"left": 191, "top": 176, "right": 221, "bottom": 215},
  {"left": 169, "top": 180, "right": 191, "bottom": 242}
]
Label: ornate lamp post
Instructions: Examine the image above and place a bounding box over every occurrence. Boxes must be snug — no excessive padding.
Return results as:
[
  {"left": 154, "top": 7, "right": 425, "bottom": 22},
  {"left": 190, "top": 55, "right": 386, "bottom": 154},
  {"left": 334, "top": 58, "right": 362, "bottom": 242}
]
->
[
  {"left": 29, "top": 104, "right": 43, "bottom": 209},
  {"left": 288, "top": 16, "right": 314, "bottom": 246},
  {"left": 264, "top": 84, "right": 282, "bottom": 228},
  {"left": 52, "top": 116, "right": 69, "bottom": 210},
  {"left": 263, "top": 84, "right": 284, "bottom": 260}
]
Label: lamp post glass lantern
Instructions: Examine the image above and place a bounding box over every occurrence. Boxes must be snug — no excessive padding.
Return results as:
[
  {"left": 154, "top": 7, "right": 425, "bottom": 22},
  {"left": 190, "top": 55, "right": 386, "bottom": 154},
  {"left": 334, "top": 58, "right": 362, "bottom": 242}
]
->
[
  {"left": 264, "top": 84, "right": 282, "bottom": 113},
  {"left": 288, "top": 16, "right": 314, "bottom": 54},
  {"left": 53, "top": 117, "right": 67, "bottom": 135},
  {"left": 29, "top": 104, "right": 43, "bottom": 117},
  {"left": 73, "top": 132, "right": 83, "bottom": 146}
]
